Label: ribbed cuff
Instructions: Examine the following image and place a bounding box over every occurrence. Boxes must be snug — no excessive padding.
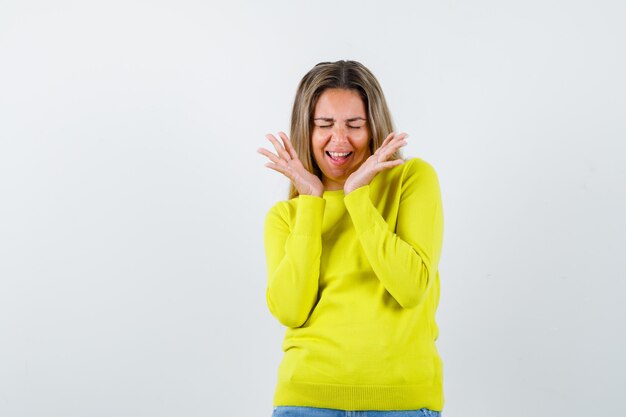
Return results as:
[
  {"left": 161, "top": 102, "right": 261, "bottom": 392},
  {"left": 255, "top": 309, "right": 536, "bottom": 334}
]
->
[
  {"left": 293, "top": 195, "right": 325, "bottom": 236},
  {"left": 344, "top": 185, "right": 379, "bottom": 236}
]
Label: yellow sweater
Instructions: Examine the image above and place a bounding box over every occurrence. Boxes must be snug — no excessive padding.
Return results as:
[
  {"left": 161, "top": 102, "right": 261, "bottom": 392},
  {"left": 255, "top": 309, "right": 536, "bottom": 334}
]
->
[{"left": 263, "top": 157, "right": 445, "bottom": 411}]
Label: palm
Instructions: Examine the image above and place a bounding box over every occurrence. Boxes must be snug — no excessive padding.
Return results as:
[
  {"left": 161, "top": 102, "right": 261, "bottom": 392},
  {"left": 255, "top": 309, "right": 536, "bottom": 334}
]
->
[
  {"left": 257, "top": 132, "right": 324, "bottom": 196},
  {"left": 345, "top": 132, "right": 408, "bottom": 193}
]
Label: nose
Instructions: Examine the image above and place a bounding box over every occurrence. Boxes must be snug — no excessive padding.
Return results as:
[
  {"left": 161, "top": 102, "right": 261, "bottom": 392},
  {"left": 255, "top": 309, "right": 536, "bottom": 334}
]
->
[{"left": 330, "top": 125, "right": 349, "bottom": 143}]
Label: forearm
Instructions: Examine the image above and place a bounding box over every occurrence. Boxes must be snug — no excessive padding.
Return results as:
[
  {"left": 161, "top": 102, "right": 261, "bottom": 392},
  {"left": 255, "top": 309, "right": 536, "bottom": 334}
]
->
[
  {"left": 344, "top": 183, "right": 443, "bottom": 309},
  {"left": 264, "top": 195, "right": 325, "bottom": 327}
]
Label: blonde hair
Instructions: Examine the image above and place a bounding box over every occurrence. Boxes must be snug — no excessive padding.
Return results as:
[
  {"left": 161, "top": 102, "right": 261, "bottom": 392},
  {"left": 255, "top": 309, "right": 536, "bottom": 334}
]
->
[{"left": 287, "top": 60, "right": 402, "bottom": 199}]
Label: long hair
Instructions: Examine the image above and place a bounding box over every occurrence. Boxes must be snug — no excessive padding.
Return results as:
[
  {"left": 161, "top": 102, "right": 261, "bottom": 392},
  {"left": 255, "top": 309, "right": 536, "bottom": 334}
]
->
[{"left": 287, "top": 60, "right": 401, "bottom": 199}]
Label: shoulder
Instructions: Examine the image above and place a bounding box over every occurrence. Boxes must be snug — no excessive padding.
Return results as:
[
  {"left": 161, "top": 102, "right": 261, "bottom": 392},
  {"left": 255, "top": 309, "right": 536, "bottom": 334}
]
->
[
  {"left": 264, "top": 200, "right": 289, "bottom": 225},
  {"left": 401, "top": 157, "right": 440, "bottom": 182},
  {"left": 399, "top": 157, "right": 441, "bottom": 196},
  {"left": 400, "top": 157, "right": 436, "bottom": 175},
  {"left": 264, "top": 197, "right": 301, "bottom": 228}
]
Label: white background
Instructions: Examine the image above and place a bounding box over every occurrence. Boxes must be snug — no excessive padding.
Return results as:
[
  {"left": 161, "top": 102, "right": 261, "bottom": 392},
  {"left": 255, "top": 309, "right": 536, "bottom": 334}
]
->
[{"left": 1, "top": 1, "right": 624, "bottom": 416}]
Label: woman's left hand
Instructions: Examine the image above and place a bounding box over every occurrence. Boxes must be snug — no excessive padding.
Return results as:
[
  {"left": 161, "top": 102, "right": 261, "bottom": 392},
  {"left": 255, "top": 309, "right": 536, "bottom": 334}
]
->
[{"left": 344, "top": 132, "right": 409, "bottom": 194}]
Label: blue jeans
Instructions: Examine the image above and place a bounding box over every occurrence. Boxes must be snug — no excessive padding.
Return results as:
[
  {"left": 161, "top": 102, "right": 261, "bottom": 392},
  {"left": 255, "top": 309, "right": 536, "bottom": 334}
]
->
[{"left": 272, "top": 406, "right": 441, "bottom": 417}]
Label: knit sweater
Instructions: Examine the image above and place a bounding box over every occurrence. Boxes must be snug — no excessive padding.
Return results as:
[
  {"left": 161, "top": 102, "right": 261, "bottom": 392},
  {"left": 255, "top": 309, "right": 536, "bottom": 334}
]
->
[{"left": 263, "top": 157, "right": 445, "bottom": 411}]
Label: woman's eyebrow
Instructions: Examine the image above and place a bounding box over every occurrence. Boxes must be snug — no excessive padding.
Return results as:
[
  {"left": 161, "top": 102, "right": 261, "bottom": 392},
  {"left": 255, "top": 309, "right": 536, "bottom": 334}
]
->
[{"left": 313, "top": 117, "right": 366, "bottom": 122}]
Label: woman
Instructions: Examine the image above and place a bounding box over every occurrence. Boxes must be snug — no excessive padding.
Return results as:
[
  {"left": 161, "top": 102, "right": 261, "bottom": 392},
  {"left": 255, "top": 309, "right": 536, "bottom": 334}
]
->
[{"left": 257, "top": 60, "right": 445, "bottom": 417}]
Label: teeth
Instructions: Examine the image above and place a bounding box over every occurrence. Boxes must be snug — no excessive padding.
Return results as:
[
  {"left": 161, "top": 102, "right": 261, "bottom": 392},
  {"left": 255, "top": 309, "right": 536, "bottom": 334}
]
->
[{"left": 328, "top": 151, "right": 351, "bottom": 157}]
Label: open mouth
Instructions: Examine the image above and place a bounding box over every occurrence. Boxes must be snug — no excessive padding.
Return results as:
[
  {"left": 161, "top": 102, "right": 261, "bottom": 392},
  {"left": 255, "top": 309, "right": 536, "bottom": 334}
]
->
[{"left": 326, "top": 151, "right": 353, "bottom": 163}]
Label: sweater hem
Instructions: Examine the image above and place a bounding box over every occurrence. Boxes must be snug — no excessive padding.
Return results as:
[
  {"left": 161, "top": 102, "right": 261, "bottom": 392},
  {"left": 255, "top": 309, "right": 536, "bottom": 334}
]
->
[{"left": 273, "top": 380, "right": 444, "bottom": 411}]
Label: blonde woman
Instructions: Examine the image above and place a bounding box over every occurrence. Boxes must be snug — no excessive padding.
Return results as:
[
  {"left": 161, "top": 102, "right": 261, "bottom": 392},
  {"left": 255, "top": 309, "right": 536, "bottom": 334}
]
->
[{"left": 257, "top": 60, "right": 445, "bottom": 417}]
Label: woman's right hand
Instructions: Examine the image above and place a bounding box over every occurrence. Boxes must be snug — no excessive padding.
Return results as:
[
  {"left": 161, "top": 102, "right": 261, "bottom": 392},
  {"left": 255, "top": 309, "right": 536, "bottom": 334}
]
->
[{"left": 257, "top": 132, "right": 324, "bottom": 197}]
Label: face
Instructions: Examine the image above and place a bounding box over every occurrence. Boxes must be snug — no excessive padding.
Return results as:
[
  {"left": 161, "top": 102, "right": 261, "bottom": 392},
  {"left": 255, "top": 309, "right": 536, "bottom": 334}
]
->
[{"left": 311, "top": 88, "right": 371, "bottom": 191}]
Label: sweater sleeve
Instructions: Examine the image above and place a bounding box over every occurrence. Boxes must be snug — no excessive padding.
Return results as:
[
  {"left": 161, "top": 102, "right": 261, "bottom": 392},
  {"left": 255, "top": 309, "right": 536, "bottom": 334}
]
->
[
  {"left": 263, "top": 195, "right": 326, "bottom": 328},
  {"left": 343, "top": 159, "right": 444, "bottom": 309}
]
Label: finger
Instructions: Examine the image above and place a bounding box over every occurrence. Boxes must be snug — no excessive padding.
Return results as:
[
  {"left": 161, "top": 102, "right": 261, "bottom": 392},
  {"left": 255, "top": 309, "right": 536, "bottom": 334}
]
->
[
  {"left": 379, "top": 138, "right": 407, "bottom": 160},
  {"left": 391, "top": 138, "right": 408, "bottom": 154},
  {"left": 380, "top": 159, "right": 405, "bottom": 169},
  {"left": 374, "top": 132, "right": 395, "bottom": 156},
  {"left": 386, "top": 134, "right": 408, "bottom": 152},
  {"left": 265, "top": 134, "right": 291, "bottom": 161},
  {"left": 393, "top": 132, "right": 409, "bottom": 141},
  {"left": 385, "top": 132, "right": 408, "bottom": 146},
  {"left": 257, "top": 147, "right": 281, "bottom": 164},
  {"left": 264, "top": 161, "right": 288, "bottom": 176},
  {"left": 378, "top": 131, "right": 407, "bottom": 152},
  {"left": 278, "top": 131, "right": 299, "bottom": 160},
  {"left": 380, "top": 132, "right": 395, "bottom": 148}
]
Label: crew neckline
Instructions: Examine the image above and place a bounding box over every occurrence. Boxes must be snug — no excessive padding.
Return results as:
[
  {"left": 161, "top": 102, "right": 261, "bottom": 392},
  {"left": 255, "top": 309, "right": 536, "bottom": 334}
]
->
[{"left": 323, "top": 188, "right": 345, "bottom": 197}]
